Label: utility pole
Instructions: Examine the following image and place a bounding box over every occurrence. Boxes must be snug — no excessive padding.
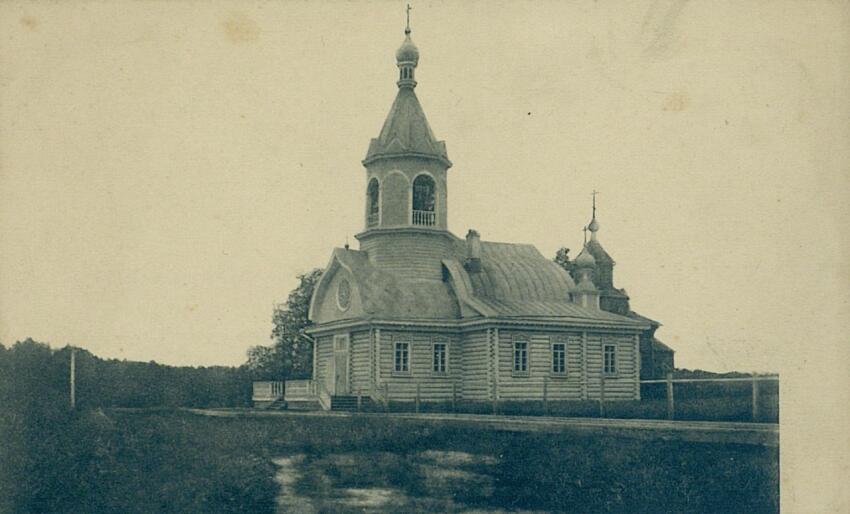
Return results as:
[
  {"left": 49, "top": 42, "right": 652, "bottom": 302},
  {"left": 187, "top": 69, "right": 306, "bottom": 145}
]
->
[{"left": 70, "top": 348, "right": 76, "bottom": 409}]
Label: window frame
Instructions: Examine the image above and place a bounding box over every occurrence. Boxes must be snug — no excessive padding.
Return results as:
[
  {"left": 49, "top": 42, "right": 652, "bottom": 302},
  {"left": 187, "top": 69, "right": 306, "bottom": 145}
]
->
[
  {"left": 412, "top": 174, "right": 436, "bottom": 213},
  {"left": 431, "top": 339, "right": 449, "bottom": 376},
  {"left": 551, "top": 340, "right": 567, "bottom": 377},
  {"left": 335, "top": 279, "right": 352, "bottom": 312},
  {"left": 393, "top": 340, "right": 411, "bottom": 376},
  {"left": 512, "top": 336, "right": 530, "bottom": 377},
  {"left": 602, "top": 343, "right": 618, "bottom": 376},
  {"left": 366, "top": 177, "right": 380, "bottom": 227}
]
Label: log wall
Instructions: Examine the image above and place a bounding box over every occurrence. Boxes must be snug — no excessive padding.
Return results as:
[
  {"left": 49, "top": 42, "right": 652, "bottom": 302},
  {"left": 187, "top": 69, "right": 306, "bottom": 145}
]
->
[
  {"left": 461, "top": 329, "right": 490, "bottom": 400},
  {"left": 377, "top": 329, "right": 461, "bottom": 401},
  {"left": 315, "top": 327, "right": 640, "bottom": 402},
  {"left": 495, "top": 330, "right": 638, "bottom": 401}
]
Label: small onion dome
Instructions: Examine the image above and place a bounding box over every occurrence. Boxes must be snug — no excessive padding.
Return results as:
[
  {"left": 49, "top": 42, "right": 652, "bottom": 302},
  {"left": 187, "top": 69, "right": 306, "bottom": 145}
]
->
[
  {"left": 588, "top": 217, "right": 600, "bottom": 233},
  {"left": 396, "top": 34, "right": 420, "bottom": 65},
  {"left": 575, "top": 246, "right": 596, "bottom": 268}
]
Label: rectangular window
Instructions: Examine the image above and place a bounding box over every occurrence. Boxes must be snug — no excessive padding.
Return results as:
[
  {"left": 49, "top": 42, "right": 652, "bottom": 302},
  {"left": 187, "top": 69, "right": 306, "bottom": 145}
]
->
[
  {"left": 552, "top": 342, "right": 566, "bottom": 375},
  {"left": 603, "top": 344, "right": 617, "bottom": 375},
  {"left": 394, "top": 342, "right": 410, "bottom": 373},
  {"left": 432, "top": 342, "right": 447, "bottom": 374},
  {"left": 513, "top": 340, "right": 528, "bottom": 374}
]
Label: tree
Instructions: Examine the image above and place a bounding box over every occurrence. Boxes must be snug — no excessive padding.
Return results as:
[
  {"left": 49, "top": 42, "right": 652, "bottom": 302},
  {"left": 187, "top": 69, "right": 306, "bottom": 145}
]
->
[
  {"left": 554, "top": 247, "right": 575, "bottom": 278},
  {"left": 245, "top": 345, "right": 278, "bottom": 380},
  {"left": 246, "top": 268, "right": 323, "bottom": 380}
]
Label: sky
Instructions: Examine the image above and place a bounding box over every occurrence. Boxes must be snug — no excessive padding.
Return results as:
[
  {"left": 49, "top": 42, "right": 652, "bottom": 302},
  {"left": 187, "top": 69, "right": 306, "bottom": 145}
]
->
[{"left": 1, "top": 0, "right": 848, "bottom": 376}]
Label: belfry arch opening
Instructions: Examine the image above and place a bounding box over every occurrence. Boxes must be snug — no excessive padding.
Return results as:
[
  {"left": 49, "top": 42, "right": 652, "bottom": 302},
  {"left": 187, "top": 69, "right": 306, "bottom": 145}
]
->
[
  {"left": 367, "top": 178, "right": 380, "bottom": 228},
  {"left": 412, "top": 174, "right": 436, "bottom": 226}
]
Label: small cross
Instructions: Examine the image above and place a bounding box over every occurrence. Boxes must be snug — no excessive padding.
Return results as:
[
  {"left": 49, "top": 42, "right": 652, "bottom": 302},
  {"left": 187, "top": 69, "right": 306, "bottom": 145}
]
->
[
  {"left": 583, "top": 225, "right": 588, "bottom": 244},
  {"left": 591, "top": 189, "right": 599, "bottom": 219},
  {"left": 406, "top": 4, "right": 412, "bottom": 33}
]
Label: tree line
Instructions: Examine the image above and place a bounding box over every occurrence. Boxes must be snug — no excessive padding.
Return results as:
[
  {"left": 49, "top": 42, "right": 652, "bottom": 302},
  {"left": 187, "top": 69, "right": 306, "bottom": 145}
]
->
[
  {"left": 0, "top": 339, "right": 254, "bottom": 411},
  {"left": 0, "top": 250, "right": 584, "bottom": 412}
]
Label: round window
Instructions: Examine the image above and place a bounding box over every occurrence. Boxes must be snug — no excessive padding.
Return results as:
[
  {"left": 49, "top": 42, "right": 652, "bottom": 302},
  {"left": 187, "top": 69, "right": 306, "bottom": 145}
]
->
[{"left": 337, "top": 279, "right": 351, "bottom": 311}]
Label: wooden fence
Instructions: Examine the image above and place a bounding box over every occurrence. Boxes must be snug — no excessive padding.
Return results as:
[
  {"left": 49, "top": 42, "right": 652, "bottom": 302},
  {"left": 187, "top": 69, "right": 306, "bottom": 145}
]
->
[
  {"left": 640, "top": 373, "right": 780, "bottom": 421},
  {"left": 369, "top": 374, "right": 778, "bottom": 421}
]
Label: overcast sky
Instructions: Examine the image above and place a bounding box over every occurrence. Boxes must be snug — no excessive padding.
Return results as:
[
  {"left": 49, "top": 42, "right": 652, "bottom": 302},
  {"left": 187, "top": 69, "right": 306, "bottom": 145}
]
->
[{"left": 1, "top": 1, "right": 847, "bottom": 375}]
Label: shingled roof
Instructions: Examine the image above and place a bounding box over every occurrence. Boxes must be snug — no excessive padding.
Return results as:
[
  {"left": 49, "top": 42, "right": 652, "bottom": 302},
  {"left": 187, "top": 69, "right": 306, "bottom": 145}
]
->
[{"left": 363, "top": 87, "right": 450, "bottom": 167}]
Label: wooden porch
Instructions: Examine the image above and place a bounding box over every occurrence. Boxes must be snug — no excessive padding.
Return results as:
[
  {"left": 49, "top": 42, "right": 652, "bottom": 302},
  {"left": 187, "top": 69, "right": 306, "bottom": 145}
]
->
[
  {"left": 251, "top": 381, "right": 284, "bottom": 409},
  {"left": 251, "top": 379, "right": 332, "bottom": 410}
]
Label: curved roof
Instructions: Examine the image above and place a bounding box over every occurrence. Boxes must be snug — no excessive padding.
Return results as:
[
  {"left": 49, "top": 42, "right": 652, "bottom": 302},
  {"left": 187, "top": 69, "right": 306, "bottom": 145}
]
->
[
  {"left": 467, "top": 242, "right": 575, "bottom": 302},
  {"left": 309, "top": 237, "right": 644, "bottom": 328}
]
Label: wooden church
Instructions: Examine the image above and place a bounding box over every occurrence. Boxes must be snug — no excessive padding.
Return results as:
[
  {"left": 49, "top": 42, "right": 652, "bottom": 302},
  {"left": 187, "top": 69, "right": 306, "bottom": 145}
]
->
[{"left": 279, "top": 22, "right": 673, "bottom": 410}]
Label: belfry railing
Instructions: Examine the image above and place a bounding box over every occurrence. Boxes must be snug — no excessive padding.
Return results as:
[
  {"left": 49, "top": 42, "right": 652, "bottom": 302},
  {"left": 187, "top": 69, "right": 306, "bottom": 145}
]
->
[{"left": 412, "top": 209, "right": 435, "bottom": 226}]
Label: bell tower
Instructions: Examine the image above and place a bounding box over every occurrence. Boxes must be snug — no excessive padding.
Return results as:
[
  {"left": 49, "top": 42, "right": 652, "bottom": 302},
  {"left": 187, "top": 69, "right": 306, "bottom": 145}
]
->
[
  {"left": 356, "top": 13, "right": 456, "bottom": 280},
  {"left": 359, "top": 15, "right": 451, "bottom": 233}
]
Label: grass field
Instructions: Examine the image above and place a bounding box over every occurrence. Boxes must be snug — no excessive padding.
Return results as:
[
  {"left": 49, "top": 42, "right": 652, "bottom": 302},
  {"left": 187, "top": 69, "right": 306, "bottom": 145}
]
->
[{"left": 2, "top": 408, "right": 779, "bottom": 513}]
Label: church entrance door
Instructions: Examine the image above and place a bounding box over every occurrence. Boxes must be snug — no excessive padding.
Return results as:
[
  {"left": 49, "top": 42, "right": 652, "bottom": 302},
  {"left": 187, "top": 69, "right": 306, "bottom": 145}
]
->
[{"left": 332, "top": 334, "right": 349, "bottom": 395}]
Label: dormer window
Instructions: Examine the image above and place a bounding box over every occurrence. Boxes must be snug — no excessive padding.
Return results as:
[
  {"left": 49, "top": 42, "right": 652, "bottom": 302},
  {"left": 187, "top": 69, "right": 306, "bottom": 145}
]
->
[
  {"left": 412, "top": 174, "right": 435, "bottom": 226},
  {"left": 367, "top": 178, "right": 380, "bottom": 228}
]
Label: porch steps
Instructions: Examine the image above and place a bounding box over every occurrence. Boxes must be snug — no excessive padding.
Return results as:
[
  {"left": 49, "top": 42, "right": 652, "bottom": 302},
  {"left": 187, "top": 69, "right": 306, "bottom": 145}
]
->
[{"left": 330, "top": 395, "right": 373, "bottom": 412}]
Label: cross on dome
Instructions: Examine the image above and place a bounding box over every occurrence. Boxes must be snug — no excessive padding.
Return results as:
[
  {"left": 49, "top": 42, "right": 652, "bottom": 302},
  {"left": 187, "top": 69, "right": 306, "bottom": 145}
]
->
[
  {"left": 396, "top": 4, "right": 420, "bottom": 87},
  {"left": 588, "top": 190, "right": 600, "bottom": 234}
]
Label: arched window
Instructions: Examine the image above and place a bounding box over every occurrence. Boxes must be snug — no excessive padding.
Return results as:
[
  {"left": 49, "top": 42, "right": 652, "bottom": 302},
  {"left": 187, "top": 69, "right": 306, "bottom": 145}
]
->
[
  {"left": 367, "top": 178, "right": 380, "bottom": 228},
  {"left": 412, "top": 175, "right": 435, "bottom": 226}
]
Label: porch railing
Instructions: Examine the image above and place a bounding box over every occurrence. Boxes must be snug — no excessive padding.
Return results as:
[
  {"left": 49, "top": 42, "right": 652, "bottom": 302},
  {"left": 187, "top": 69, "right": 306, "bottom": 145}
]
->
[
  {"left": 412, "top": 209, "right": 435, "bottom": 226},
  {"left": 252, "top": 381, "right": 284, "bottom": 401},
  {"left": 283, "top": 379, "right": 316, "bottom": 400}
]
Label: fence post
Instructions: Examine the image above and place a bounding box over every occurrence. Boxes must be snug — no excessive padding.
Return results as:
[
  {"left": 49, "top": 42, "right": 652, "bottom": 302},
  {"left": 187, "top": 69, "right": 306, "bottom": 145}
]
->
[
  {"left": 543, "top": 376, "right": 549, "bottom": 415},
  {"left": 751, "top": 377, "right": 759, "bottom": 421},
  {"left": 598, "top": 376, "right": 606, "bottom": 418},
  {"left": 415, "top": 383, "right": 421, "bottom": 413},
  {"left": 452, "top": 382, "right": 458, "bottom": 412},
  {"left": 357, "top": 395, "right": 362, "bottom": 412},
  {"left": 666, "top": 372, "right": 675, "bottom": 420}
]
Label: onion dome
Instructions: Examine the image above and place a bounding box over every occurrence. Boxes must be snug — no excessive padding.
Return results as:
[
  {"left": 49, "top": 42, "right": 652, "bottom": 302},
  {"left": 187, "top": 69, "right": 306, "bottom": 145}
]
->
[
  {"left": 575, "top": 246, "right": 596, "bottom": 268},
  {"left": 588, "top": 217, "right": 600, "bottom": 233},
  {"left": 396, "top": 33, "right": 419, "bottom": 65},
  {"left": 363, "top": 21, "right": 451, "bottom": 167}
]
